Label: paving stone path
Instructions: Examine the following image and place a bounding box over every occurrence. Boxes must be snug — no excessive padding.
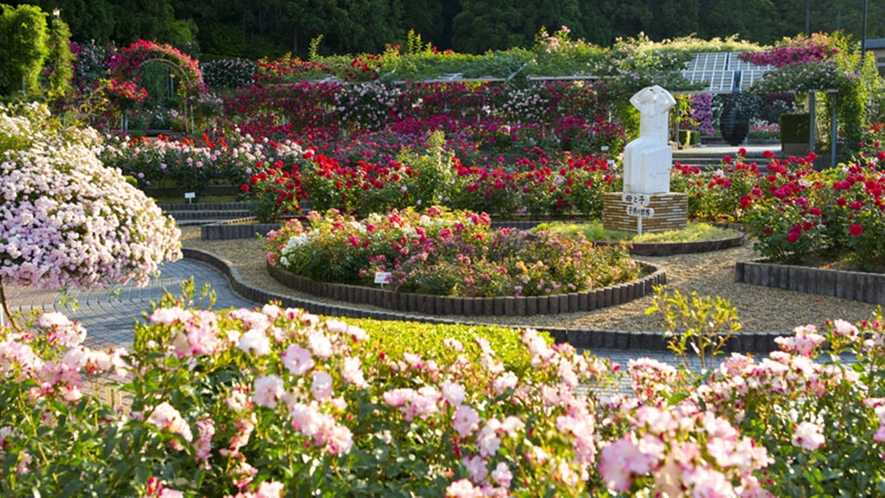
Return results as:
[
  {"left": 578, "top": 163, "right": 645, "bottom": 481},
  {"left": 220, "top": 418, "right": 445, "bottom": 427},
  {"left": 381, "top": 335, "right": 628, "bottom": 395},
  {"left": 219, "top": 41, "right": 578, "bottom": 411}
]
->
[{"left": 4, "top": 259, "right": 254, "bottom": 349}]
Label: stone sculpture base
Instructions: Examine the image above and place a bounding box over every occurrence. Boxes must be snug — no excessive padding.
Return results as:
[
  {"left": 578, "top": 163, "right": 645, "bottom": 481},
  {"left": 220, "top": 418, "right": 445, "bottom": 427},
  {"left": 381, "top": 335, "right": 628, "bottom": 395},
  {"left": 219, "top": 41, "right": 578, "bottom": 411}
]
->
[{"left": 602, "top": 192, "right": 688, "bottom": 234}]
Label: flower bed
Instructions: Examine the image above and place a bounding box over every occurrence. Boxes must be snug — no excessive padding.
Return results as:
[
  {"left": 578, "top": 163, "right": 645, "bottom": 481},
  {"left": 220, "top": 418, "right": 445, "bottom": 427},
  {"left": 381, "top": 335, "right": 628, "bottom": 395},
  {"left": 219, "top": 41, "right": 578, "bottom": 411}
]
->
[
  {"left": 2, "top": 290, "right": 885, "bottom": 495},
  {"left": 263, "top": 206, "right": 645, "bottom": 301},
  {"left": 266, "top": 260, "right": 664, "bottom": 317},
  {"left": 741, "top": 144, "right": 885, "bottom": 270}
]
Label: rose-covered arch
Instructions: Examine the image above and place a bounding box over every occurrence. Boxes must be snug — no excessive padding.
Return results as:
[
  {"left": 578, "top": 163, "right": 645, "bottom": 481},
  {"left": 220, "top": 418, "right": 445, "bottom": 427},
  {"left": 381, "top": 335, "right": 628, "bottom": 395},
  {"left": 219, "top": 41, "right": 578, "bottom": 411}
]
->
[{"left": 109, "top": 40, "right": 204, "bottom": 132}]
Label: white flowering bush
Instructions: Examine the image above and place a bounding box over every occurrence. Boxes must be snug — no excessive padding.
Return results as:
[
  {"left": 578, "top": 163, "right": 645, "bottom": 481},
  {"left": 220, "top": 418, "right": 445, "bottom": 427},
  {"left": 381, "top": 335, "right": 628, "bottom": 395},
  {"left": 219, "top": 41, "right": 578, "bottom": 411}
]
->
[
  {"left": 334, "top": 82, "right": 403, "bottom": 131},
  {"left": 0, "top": 103, "right": 181, "bottom": 322},
  {"left": 100, "top": 129, "right": 305, "bottom": 194},
  {"left": 201, "top": 58, "right": 257, "bottom": 91}
]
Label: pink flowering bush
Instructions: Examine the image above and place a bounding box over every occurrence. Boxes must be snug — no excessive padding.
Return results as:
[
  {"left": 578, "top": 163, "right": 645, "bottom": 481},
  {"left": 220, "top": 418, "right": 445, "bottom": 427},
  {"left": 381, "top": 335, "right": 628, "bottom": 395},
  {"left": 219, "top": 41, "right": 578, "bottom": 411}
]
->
[
  {"left": 0, "top": 103, "right": 181, "bottom": 306},
  {"left": 109, "top": 39, "right": 203, "bottom": 97},
  {"left": 739, "top": 33, "right": 840, "bottom": 69},
  {"left": 3, "top": 282, "right": 885, "bottom": 494},
  {"left": 265, "top": 206, "right": 639, "bottom": 297}
]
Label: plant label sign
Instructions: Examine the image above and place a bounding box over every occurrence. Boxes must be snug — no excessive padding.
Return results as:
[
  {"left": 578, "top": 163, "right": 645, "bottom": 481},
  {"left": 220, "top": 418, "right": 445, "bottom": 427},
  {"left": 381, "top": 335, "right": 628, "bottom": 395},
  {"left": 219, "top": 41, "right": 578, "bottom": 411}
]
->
[
  {"left": 621, "top": 193, "right": 650, "bottom": 206},
  {"left": 374, "top": 272, "right": 392, "bottom": 285},
  {"left": 626, "top": 205, "right": 655, "bottom": 218},
  {"left": 184, "top": 192, "right": 196, "bottom": 203}
]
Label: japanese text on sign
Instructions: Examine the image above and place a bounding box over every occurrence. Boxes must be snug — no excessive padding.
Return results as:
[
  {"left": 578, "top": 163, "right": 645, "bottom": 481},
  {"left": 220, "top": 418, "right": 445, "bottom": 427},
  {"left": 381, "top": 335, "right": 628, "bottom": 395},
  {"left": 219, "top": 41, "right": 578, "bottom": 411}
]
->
[
  {"left": 626, "top": 205, "right": 655, "bottom": 218},
  {"left": 621, "top": 193, "right": 650, "bottom": 206}
]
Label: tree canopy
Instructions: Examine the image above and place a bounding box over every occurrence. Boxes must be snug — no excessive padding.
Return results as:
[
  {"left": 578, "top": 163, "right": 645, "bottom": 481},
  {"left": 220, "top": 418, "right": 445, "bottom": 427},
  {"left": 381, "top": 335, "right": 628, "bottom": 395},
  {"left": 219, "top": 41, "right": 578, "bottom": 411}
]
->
[{"left": 6, "top": 0, "right": 885, "bottom": 58}]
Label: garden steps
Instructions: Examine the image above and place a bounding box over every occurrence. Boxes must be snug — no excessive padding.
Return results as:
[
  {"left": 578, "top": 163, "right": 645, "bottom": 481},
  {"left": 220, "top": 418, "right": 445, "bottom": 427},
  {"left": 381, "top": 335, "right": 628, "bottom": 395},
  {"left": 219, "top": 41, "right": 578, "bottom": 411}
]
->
[{"left": 158, "top": 202, "right": 253, "bottom": 225}]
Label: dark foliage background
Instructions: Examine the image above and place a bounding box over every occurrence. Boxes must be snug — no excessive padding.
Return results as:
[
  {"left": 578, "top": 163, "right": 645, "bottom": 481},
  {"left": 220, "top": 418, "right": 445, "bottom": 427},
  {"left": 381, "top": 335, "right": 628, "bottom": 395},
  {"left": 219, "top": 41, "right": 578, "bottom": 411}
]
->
[{"left": 8, "top": 0, "right": 884, "bottom": 58}]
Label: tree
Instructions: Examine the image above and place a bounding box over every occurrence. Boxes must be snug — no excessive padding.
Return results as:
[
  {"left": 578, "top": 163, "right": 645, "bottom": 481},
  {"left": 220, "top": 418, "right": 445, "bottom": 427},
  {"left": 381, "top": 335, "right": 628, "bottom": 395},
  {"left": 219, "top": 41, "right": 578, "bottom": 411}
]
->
[
  {"left": 520, "top": 0, "right": 585, "bottom": 43},
  {"left": 8, "top": 0, "right": 114, "bottom": 43},
  {"left": 46, "top": 14, "right": 75, "bottom": 96},
  {"left": 0, "top": 4, "right": 49, "bottom": 96},
  {"left": 698, "top": 0, "right": 781, "bottom": 44},
  {"left": 401, "top": 0, "right": 444, "bottom": 47},
  {"left": 452, "top": 0, "right": 527, "bottom": 53}
]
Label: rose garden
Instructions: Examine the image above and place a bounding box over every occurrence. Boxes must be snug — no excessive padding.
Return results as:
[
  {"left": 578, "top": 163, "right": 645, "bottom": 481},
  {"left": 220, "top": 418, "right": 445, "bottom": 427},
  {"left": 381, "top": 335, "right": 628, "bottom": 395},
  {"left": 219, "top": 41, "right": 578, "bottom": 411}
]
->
[{"left": 2, "top": 6, "right": 885, "bottom": 496}]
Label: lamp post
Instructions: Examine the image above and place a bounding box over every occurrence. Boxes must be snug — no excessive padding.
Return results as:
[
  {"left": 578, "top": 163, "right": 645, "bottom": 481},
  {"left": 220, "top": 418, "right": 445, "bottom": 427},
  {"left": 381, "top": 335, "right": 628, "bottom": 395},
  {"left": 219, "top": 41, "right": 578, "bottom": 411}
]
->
[
  {"left": 805, "top": 0, "right": 811, "bottom": 36},
  {"left": 860, "top": 0, "right": 868, "bottom": 64},
  {"left": 805, "top": 0, "right": 815, "bottom": 153},
  {"left": 52, "top": 8, "right": 60, "bottom": 20}
]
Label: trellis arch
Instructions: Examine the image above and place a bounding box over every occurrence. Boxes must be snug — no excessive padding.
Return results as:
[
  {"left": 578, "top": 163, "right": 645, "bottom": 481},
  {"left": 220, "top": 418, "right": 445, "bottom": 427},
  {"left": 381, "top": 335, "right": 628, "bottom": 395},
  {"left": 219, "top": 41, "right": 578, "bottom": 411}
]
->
[
  {"left": 112, "top": 40, "right": 204, "bottom": 133},
  {"left": 139, "top": 57, "right": 195, "bottom": 133}
]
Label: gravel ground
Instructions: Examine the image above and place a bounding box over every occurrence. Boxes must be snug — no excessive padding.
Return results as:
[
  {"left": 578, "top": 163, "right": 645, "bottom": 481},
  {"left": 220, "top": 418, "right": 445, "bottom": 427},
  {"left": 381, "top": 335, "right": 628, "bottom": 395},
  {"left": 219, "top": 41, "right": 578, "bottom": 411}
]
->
[{"left": 180, "top": 226, "right": 880, "bottom": 334}]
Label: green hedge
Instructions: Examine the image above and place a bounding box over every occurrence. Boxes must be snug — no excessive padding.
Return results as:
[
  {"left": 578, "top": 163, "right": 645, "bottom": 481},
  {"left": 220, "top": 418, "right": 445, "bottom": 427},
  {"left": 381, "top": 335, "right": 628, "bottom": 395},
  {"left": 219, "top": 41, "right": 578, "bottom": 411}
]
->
[
  {"left": 779, "top": 113, "right": 810, "bottom": 143},
  {"left": 678, "top": 129, "right": 700, "bottom": 147}
]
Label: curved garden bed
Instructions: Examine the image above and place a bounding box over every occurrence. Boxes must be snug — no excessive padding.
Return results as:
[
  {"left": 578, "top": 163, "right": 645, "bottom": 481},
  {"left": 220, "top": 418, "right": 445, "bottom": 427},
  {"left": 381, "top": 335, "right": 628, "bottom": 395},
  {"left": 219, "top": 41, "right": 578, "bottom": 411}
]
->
[
  {"left": 266, "top": 260, "right": 666, "bottom": 317},
  {"left": 735, "top": 260, "right": 885, "bottom": 305},
  {"left": 595, "top": 232, "right": 745, "bottom": 256}
]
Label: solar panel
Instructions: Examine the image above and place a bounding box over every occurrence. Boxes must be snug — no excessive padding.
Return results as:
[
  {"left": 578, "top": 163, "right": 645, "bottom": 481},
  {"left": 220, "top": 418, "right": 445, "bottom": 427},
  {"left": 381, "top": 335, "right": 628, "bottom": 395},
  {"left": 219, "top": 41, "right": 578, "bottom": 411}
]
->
[
  {"left": 682, "top": 70, "right": 736, "bottom": 93},
  {"left": 738, "top": 69, "right": 769, "bottom": 91},
  {"left": 684, "top": 52, "right": 729, "bottom": 72},
  {"left": 681, "top": 53, "right": 772, "bottom": 93}
]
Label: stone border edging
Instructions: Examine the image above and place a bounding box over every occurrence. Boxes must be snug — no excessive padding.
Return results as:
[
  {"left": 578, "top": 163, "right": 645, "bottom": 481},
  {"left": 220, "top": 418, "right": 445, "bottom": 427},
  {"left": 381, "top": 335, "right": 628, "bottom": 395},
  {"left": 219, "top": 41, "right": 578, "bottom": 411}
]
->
[
  {"left": 736, "top": 260, "right": 885, "bottom": 305},
  {"left": 201, "top": 218, "right": 282, "bottom": 240},
  {"left": 182, "top": 247, "right": 787, "bottom": 354},
  {"left": 266, "top": 261, "right": 666, "bottom": 317},
  {"left": 594, "top": 233, "right": 744, "bottom": 256}
]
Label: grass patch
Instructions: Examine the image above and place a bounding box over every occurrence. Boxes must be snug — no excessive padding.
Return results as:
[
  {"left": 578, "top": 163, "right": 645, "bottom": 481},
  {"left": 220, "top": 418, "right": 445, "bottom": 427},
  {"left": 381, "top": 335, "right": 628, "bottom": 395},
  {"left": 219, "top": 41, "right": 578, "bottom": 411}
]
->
[{"left": 534, "top": 220, "right": 739, "bottom": 244}]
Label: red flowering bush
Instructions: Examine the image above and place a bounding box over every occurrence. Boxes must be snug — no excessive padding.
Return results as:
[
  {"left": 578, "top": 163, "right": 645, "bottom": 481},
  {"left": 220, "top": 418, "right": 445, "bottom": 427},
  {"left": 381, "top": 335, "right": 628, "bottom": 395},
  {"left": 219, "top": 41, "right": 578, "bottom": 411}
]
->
[
  {"left": 742, "top": 145, "right": 885, "bottom": 268},
  {"left": 97, "top": 77, "right": 147, "bottom": 111},
  {"left": 670, "top": 149, "right": 764, "bottom": 222}
]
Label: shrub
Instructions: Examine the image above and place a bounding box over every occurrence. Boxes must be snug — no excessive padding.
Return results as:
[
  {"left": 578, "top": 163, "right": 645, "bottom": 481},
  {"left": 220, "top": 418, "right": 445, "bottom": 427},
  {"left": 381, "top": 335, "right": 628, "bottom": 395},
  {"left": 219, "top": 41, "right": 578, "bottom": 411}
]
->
[
  {"left": 0, "top": 102, "right": 181, "bottom": 328},
  {"left": 6, "top": 285, "right": 885, "bottom": 495},
  {"left": 670, "top": 149, "right": 763, "bottom": 222},
  {"left": 201, "top": 58, "right": 256, "bottom": 90},
  {"left": 264, "top": 206, "right": 640, "bottom": 297},
  {"left": 0, "top": 4, "right": 49, "bottom": 96}
]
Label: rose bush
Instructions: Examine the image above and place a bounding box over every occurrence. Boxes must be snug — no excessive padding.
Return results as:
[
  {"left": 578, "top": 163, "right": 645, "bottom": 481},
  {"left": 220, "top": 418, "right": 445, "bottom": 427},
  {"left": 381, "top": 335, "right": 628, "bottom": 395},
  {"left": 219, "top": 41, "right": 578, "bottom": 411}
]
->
[
  {"left": 3, "top": 285, "right": 885, "bottom": 495},
  {"left": 0, "top": 102, "right": 181, "bottom": 327},
  {"left": 102, "top": 129, "right": 306, "bottom": 197},
  {"left": 264, "top": 206, "right": 639, "bottom": 297}
]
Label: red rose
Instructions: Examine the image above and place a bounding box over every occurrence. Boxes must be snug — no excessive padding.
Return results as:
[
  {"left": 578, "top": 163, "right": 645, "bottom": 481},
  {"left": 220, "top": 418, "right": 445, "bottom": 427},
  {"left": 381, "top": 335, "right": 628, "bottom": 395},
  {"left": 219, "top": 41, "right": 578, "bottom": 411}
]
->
[
  {"left": 850, "top": 223, "right": 864, "bottom": 237},
  {"left": 786, "top": 232, "right": 800, "bottom": 243}
]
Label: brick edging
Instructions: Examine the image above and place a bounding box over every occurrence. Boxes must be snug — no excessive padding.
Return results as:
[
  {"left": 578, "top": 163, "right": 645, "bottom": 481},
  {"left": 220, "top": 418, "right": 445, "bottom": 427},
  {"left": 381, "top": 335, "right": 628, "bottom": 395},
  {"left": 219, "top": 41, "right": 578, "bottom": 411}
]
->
[
  {"left": 266, "top": 261, "right": 666, "bottom": 317},
  {"left": 736, "top": 260, "right": 885, "bottom": 305},
  {"left": 181, "top": 248, "right": 788, "bottom": 354}
]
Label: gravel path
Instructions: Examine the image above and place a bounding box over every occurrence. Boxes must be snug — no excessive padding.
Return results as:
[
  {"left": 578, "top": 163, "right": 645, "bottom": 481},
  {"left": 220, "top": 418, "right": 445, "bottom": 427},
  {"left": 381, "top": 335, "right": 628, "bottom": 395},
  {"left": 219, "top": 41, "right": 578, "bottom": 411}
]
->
[{"left": 180, "top": 227, "right": 880, "bottom": 334}]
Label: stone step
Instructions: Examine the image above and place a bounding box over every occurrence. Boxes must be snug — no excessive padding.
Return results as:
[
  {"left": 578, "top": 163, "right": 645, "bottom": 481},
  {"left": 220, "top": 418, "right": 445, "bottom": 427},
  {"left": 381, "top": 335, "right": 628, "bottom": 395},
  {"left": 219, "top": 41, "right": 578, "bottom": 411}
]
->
[
  {"left": 157, "top": 202, "right": 250, "bottom": 212},
  {"left": 164, "top": 210, "right": 252, "bottom": 220}
]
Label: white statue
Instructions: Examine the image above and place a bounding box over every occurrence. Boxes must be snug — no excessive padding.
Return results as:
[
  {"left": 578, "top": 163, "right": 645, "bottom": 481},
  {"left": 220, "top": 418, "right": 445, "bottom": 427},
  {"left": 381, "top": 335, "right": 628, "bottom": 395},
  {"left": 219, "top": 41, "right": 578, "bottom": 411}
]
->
[{"left": 622, "top": 85, "right": 676, "bottom": 194}]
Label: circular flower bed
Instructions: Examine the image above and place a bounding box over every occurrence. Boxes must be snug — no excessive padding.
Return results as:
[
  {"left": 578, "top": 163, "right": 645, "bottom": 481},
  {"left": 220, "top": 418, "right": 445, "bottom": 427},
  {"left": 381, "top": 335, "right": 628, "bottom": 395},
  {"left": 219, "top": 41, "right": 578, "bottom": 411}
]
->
[{"left": 264, "top": 206, "right": 643, "bottom": 298}]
